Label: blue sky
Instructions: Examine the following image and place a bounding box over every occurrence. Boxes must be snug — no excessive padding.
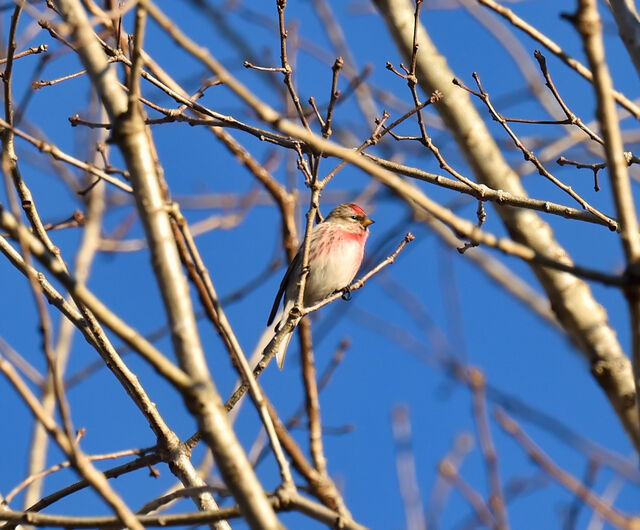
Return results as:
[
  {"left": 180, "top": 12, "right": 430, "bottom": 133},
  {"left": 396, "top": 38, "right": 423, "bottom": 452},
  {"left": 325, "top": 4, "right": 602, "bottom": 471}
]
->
[{"left": 2, "top": 0, "right": 640, "bottom": 528}]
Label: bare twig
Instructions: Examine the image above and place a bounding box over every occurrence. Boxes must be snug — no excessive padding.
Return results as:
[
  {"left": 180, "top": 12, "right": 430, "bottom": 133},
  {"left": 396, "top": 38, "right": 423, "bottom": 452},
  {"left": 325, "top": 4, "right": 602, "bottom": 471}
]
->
[
  {"left": 574, "top": 0, "right": 640, "bottom": 435},
  {"left": 468, "top": 369, "right": 508, "bottom": 529},
  {"left": 495, "top": 409, "right": 640, "bottom": 529},
  {"left": 475, "top": 0, "right": 640, "bottom": 118},
  {"left": 453, "top": 74, "right": 617, "bottom": 231},
  {"left": 392, "top": 404, "right": 427, "bottom": 530}
]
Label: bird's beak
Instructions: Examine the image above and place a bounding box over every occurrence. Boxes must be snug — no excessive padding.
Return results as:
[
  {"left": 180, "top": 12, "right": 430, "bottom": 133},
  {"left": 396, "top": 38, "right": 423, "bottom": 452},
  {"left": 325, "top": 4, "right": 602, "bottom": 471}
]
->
[{"left": 362, "top": 216, "right": 374, "bottom": 227}]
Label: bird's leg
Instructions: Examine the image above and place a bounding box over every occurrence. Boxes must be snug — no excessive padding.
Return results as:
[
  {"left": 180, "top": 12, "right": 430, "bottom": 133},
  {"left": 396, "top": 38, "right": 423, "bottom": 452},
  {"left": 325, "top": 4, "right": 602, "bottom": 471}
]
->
[{"left": 341, "top": 286, "right": 352, "bottom": 301}]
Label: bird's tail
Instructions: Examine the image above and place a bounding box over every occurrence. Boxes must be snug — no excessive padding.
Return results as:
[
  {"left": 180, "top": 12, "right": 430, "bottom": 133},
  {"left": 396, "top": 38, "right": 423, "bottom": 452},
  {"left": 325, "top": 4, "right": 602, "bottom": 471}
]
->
[
  {"left": 275, "top": 328, "right": 294, "bottom": 370},
  {"left": 253, "top": 309, "right": 295, "bottom": 370}
]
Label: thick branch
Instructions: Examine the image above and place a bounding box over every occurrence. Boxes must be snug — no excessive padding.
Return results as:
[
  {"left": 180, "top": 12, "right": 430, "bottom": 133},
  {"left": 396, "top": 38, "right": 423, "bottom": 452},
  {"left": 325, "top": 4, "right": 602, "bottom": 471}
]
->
[
  {"left": 373, "top": 0, "right": 639, "bottom": 451},
  {"left": 576, "top": 0, "right": 640, "bottom": 447},
  {"left": 22, "top": 3, "right": 282, "bottom": 525}
]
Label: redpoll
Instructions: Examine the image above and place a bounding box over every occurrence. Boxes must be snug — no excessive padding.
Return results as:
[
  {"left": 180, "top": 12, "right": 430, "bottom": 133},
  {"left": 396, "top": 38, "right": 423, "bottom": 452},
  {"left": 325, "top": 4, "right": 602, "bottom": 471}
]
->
[{"left": 267, "top": 203, "right": 374, "bottom": 369}]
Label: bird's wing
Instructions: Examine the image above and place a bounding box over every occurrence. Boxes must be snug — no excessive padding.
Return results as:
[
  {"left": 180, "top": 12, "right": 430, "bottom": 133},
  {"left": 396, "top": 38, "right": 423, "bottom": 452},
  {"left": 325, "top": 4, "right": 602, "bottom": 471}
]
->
[{"left": 267, "top": 250, "right": 301, "bottom": 326}]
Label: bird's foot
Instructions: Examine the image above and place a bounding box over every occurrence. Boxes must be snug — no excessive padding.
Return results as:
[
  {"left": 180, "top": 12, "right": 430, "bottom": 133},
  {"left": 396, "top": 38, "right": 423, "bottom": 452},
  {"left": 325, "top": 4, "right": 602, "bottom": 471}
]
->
[{"left": 341, "top": 286, "right": 352, "bottom": 301}]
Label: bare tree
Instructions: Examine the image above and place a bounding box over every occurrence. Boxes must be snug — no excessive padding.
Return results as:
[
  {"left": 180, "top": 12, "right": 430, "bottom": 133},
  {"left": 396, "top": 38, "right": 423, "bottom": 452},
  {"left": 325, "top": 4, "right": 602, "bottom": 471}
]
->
[{"left": 1, "top": 0, "right": 640, "bottom": 528}]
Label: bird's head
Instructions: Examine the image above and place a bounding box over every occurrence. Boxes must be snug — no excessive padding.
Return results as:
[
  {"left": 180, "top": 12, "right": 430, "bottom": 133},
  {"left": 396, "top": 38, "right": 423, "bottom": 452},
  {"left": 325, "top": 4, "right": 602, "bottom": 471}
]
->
[{"left": 325, "top": 203, "right": 374, "bottom": 230}]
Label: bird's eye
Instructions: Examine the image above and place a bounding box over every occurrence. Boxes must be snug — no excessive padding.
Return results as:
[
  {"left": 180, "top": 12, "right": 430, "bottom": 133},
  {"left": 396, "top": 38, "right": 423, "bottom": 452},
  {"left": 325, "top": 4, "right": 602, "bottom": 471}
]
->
[{"left": 351, "top": 215, "right": 358, "bottom": 220}]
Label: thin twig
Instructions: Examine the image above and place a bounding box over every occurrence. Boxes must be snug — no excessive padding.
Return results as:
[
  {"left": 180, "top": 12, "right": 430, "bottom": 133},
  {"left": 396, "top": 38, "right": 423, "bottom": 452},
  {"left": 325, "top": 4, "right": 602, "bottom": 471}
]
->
[
  {"left": 495, "top": 408, "right": 640, "bottom": 529},
  {"left": 468, "top": 368, "right": 508, "bottom": 529},
  {"left": 475, "top": 0, "right": 640, "bottom": 119},
  {"left": 453, "top": 74, "right": 617, "bottom": 230}
]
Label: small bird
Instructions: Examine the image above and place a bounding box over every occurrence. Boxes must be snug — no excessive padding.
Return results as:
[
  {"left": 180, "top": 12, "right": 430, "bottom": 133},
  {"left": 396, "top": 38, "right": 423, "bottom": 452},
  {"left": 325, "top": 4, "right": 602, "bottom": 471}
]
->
[{"left": 268, "top": 203, "right": 374, "bottom": 369}]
